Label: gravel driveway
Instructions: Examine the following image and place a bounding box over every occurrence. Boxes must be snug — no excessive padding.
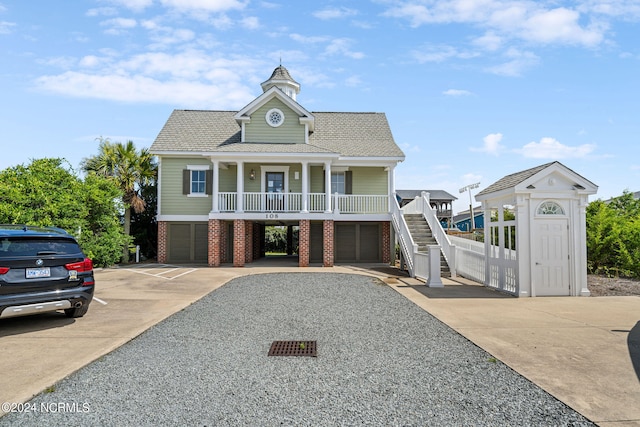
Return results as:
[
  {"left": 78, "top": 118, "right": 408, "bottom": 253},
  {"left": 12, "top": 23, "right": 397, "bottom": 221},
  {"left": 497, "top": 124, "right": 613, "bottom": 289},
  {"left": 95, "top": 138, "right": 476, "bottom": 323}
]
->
[{"left": 2, "top": 273, "right": 593, "bottom": 426}]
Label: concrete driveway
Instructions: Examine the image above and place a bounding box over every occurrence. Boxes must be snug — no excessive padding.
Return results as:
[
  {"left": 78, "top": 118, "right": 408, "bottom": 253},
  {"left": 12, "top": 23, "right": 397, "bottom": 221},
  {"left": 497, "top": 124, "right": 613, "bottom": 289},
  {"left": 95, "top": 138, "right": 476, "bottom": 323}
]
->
[{"left": 1, "top": 263, "right": 639, "bottom": 426}]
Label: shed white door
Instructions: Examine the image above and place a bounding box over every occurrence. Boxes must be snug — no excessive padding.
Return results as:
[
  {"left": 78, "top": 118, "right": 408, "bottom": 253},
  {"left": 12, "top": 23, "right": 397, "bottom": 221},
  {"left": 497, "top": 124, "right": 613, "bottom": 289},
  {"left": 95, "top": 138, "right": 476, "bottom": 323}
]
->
[{"left": 533, "top": 220, "right": 570, "bottom": 296}]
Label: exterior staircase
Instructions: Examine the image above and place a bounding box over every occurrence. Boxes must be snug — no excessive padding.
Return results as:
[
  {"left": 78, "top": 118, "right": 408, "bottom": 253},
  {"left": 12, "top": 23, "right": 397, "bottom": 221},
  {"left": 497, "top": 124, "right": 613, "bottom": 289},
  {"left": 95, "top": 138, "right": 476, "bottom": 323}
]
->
[{"left": 403, "top": 214, "right": 451, "bottom": 277}]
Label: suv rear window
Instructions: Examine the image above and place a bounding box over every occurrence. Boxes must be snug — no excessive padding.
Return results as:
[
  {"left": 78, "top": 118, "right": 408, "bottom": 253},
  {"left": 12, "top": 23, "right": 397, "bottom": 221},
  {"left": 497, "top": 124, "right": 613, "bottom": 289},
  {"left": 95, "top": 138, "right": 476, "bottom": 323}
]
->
[{"left": 0, "top": 238, "right": 82, "bottom": 258}]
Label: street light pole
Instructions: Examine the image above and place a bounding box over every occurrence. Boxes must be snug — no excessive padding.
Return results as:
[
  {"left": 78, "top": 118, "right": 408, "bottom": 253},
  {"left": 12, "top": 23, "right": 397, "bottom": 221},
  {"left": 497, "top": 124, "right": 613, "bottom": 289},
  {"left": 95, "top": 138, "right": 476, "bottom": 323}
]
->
[{"left": 459, "top": 182, "right": 480, "bottom": 231}]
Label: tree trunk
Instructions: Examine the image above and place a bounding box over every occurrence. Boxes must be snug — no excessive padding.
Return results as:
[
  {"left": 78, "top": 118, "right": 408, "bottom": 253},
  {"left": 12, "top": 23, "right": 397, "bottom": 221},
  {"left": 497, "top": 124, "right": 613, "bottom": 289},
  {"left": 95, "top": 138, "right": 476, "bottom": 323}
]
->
[{"left": 122, "top": 207, "right": 131, "bottom": 263}]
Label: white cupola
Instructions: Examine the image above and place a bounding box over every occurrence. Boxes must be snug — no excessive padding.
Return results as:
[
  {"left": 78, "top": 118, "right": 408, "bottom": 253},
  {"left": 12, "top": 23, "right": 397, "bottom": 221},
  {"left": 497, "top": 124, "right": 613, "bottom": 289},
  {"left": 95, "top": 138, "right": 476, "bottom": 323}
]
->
[{"left": 260, "top": 65, "right": 300, "bottom": 101}]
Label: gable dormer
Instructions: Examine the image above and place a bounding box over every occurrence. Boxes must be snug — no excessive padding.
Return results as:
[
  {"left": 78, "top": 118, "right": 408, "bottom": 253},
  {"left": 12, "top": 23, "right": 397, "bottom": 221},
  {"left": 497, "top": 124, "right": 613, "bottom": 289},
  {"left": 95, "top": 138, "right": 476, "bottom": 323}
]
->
[{"left": 234, "top": 66, "right": 314, "bottom": 144}]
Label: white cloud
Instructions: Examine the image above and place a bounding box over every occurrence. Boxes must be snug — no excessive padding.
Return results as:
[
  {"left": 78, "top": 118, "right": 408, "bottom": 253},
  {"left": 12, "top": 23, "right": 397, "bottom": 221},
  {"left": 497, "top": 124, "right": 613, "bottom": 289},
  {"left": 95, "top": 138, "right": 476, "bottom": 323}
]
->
[
  {"left": 443, "top": 89, "right": 472, "bottom": 96},
  {"left": 0, "top": 21, "right": 15, "bottom": 34},
  {"left": 486, "top": 48, "right": 539, "bottom": 76},
  {"left": 290, "top": 33, "right": 328, "bottom": 44},
  {"left": 101, "top": 17, "right": 137, "bottom": 35},
  {"left": 519, "top": 137, "right": 596, "bottom": 158},
  {"left": 240, "top": 16, "right": 260, "bottom": 29},
  {"left": 86, "top": 7, "right": 119, "bottom": 17},
  {"left": 519, "top": 7, "right": 604, "bottom": 46},
  {"left": 472, "top": 31, "right": 503, "bottom": 51},
  {"left": 412, "top": 44, "right": 478, "bottom": 63},
  {"left": 35, "top": 71, "right": 254, "bottom": 109},
  {"left": 313, "top": 7, "right": 358, "bottom": 20},
  {"left": 579, "top": 0, "right": 640, "bottom": 20},
  {"left": 324, "top": 38, "right": 365, "bottom": 59},
  {"left": 33, "top": 51, "right": 262, "bottom": 109},
  {"left": 106, "top": 0, "right": 153, "bottom": 12},
  {"left": 159, "top": 0, "right": 247, "bottom": 13},
  {"left": 471, "top": 133, "right": 505, "bottom": 155},
  {"left": 79, "top": 55, "right": 101, "bottom": 68},
  {"left": 345, "top": 75, "right": 363, "bottom": 87},
  {"left": 400, "top": 142, "right": 421, "bottom": 153},
  {"left": 383, "top": 0, "right": 609, "bottom": 48}
]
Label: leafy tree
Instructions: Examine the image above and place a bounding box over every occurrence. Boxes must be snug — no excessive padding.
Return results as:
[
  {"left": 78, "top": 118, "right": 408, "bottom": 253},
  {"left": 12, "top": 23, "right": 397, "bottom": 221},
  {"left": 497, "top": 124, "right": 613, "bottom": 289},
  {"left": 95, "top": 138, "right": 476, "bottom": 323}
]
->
[
  {"left": 82, "top": 138, "right": 157, "bottom": 262},
  {"left": 0, "top": 158, "right": 129, "bottom": 266},
  {"left": 587, "top": 191, "right": 640, "bottom": 278}
]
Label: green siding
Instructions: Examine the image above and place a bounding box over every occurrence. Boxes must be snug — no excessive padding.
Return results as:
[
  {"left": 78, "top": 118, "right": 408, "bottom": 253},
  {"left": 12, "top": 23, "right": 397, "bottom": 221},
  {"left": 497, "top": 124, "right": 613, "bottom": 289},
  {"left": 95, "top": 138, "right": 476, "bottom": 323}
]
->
[
  {"left": 219, "top": 166, "right": 237, "bottom": 192},
  {"left": 245, "top": 98, "right": 306, "bottom": 143},
  {"left": 310, "top": 166, "right": 324, "bottom": 193},
  {"left": 351, "top": 167, "right": 388, "bottom": 195},
  {"left": 160, "top": 157, "right": 212, "bottom": 215}
]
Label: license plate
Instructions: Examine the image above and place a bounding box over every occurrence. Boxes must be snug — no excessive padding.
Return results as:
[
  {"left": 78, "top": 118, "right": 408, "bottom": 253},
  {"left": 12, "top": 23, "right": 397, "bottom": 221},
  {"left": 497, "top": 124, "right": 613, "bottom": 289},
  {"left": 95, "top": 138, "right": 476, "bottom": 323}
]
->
[{"left": 26, "top": 267, "right": 51, "bottom": 279}]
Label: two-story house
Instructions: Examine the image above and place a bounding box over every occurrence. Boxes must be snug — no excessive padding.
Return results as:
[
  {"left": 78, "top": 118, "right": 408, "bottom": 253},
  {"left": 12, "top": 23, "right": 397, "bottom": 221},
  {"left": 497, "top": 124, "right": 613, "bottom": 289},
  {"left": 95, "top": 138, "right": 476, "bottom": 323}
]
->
[{"left": 151, "top": 66, "right": 405, "bottom": 267}]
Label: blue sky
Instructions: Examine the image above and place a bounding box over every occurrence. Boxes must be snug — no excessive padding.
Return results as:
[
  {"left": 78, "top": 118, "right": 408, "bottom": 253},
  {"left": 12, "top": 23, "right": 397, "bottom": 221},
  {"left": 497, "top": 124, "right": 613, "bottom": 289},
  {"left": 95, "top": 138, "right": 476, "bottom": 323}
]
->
[{"left": 1, "top": 0, "right": 639, "bottom": 213}]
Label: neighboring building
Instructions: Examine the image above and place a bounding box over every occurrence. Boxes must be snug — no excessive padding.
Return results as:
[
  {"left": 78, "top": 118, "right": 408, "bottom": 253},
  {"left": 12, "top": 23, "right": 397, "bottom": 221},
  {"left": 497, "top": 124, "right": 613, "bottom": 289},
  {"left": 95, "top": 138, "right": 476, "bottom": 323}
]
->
[
  {"left": 150, "top": 66, "right": 405, "bottom": 267},
  {"left": 452, "top": 207, "right": 484, "bottom": 231},
  {"left": 395, "top": 190, "right": 456, "bottom": 226}
]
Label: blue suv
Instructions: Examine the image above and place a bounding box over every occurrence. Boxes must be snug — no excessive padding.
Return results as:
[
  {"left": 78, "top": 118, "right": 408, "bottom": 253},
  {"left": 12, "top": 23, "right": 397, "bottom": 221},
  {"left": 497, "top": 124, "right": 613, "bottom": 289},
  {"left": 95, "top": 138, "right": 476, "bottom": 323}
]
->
[{"left": 0, "top": 225, "right": 95, "bottom": 319}]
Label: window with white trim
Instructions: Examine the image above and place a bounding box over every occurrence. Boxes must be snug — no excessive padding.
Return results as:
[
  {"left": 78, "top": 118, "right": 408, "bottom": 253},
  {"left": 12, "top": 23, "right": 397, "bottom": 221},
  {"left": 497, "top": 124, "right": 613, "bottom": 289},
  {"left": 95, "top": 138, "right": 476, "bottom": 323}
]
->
[
  {"left": 191, "top": 170, "right": 206, "bottom": 194},
  {"left": 331, "top": 172, "right": 345, "bottom": 194}
]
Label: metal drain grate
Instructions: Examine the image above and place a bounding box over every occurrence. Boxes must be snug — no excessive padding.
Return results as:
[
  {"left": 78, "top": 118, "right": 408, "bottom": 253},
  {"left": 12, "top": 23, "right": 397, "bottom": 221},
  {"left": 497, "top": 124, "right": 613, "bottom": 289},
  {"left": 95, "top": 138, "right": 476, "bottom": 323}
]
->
[{"left": 268, "top": 340, "right": 317, "bottom": 357}]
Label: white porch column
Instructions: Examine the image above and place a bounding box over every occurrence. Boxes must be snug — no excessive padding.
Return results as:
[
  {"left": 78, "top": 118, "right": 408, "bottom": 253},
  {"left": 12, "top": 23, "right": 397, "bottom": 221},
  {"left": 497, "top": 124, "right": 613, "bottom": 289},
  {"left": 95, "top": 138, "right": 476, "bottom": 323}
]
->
[
  {"left": 387, "top": 165, "right": 395, "bottom": 212},
  {"left": 212, "top": 159, "right": 219, "bottom": 213},
  {"left": 236, "top": 161, "right": 244, "bottom": 213},
  {"left": 301, "top": 161, "right": 309, "bottom": 213},
  {"left": 324, "top": 161, "right": 332, "bottom": 213}
]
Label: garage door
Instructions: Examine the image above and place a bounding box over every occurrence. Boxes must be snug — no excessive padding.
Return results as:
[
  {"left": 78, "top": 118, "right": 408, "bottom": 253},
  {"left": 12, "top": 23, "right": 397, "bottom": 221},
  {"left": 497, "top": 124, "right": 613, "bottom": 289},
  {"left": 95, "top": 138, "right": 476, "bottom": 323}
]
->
[
  {"left": 335, "top": 222, "right": 381, "bottom": 263},
  {"left": 168, "top": 222, "right": 208, "bottom": 263}
]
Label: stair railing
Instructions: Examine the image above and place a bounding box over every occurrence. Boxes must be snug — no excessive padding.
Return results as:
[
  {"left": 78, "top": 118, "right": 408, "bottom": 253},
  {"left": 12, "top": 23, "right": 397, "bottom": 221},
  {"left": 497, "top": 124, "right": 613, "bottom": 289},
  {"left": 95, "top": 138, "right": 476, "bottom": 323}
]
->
[
  {"left": 418, "top": 192, "right": 456, "bottom": 277},
  {"left": 391, "top": 195, "right": 417, "bottom": 276}
]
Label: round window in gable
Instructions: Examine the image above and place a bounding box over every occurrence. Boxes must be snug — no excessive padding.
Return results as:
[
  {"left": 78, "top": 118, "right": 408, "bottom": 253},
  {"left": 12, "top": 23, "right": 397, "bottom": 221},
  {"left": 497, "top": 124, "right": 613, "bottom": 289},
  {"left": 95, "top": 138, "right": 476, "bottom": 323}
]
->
[
  {"left": 266, "top": 108, "right": 285, "bottom": 127},
  {"left": 537, "top": 201, "right": 565, "bottom": 215}
]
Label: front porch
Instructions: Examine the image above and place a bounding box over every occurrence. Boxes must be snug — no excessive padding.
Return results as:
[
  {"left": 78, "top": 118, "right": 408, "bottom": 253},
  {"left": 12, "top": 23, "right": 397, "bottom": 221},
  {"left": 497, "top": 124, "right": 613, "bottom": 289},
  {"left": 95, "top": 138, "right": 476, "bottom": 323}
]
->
[{"left": 216, "top": 192, "right": 389, "bottom": 214}]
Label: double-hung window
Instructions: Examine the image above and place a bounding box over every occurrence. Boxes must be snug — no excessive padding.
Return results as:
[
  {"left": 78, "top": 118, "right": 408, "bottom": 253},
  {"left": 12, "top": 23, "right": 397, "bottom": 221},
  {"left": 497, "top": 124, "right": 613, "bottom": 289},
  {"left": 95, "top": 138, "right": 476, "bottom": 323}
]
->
[
  {"left": 331, "top": 172, "right": 345, "bottom": 194},
  {"left": 191, "top": 170, "right": 206, "bottom": 194},
  {"left": 183, "top": 165, "right": 211, "bottom": 197}
]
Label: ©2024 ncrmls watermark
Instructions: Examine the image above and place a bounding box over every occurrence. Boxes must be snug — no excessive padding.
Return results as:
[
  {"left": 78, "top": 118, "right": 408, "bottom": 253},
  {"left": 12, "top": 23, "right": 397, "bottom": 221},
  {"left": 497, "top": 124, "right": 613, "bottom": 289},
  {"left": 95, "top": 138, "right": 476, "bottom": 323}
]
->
[{"left": 2, "top": 401, "right": 90, "bottom": 414}]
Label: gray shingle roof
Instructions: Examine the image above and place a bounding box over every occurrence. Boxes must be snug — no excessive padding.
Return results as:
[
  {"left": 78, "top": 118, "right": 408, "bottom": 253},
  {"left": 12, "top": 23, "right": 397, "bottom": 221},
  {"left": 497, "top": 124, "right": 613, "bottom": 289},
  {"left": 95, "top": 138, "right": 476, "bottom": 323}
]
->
[
  {"left": 396, "top": 190, "right": 457, "bottom": 201},
  {"left": 477, "top": 162, "right": 557, "bottom": 197},
  {"left": 151, "top": 109, "right": 405, "bottom": 158}
]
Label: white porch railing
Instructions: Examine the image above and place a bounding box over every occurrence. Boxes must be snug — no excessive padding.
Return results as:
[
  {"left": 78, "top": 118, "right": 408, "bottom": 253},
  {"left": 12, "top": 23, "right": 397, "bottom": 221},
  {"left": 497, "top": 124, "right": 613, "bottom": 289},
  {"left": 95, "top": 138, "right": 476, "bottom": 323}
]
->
[
  {"left": 216, "top": 192, "right": 388, "bottom": 214},
  {"left": 219, "top": 192, "right": 237, "bottom": 212},
  {"left": 391, "top": 196, "right": 416, "bottom": 276},
  {"left": 450, "top": 235, "right": 485, "bottom": 284},
  {"left": 334, "top": 194, "right": 388, "bottom": 214},
  {"left": 449, "top": 234, "right": 518, "bottom": 295},
  {"left": 244, "top": 192, "right": 302, "bottom": 212}
]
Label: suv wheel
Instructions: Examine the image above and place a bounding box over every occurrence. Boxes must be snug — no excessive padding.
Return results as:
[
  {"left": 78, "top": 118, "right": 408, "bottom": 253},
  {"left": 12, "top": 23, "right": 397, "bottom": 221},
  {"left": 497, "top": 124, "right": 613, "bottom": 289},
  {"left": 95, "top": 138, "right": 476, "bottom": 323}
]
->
[{"left": 65, "top": 304, "right": 89, "bottom": 318}]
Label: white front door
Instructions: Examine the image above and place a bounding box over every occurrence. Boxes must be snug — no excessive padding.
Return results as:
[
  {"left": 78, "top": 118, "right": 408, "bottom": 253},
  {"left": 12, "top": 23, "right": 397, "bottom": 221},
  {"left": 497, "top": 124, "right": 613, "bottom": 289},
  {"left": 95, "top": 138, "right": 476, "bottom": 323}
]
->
[{"left": 533, "top": 219, "right": 570, "bottom": 296}]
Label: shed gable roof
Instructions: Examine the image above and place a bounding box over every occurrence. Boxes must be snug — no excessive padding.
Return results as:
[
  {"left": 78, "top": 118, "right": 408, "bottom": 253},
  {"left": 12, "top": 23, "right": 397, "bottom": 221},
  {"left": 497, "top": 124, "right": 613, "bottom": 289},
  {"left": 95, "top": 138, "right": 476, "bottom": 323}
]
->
[{"left": 476, "top": 161, "right": 597, "bottom": 201}]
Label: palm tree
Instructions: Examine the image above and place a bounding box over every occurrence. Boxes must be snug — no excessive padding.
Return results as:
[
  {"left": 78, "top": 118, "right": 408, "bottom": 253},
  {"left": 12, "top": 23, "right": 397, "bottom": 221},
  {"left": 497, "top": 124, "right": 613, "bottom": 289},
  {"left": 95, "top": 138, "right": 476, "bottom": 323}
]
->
[{"left": 82, "top": 138, "right": 157, "bottom": 262}]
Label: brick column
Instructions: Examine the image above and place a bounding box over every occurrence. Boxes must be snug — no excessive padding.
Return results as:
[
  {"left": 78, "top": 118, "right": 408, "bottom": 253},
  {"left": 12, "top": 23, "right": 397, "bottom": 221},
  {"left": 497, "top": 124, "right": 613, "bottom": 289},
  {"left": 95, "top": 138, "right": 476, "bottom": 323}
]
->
[
  {"left": 233, "top": 219, "right": 245, "bottom": 267},
  {"left": 323, "top": 220, "right": 334, "bottom": 267},
  {"left": 157, "top": 221, "right": 168, "bottom": 263},
  {"left": 220, "top": 221, "right": 229, "bottom": 263},
  {"left": 298, "top": 220, "right": 310, "bottom": 267},
  {"left": 382, "top": 221, "right": 391, "bottom": 264},
  {"left": 208, "top": 219, "right": 222, "bottom": 267},
  {"left": 244, "top": 221, "right": 253, "bottom": 264}
]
